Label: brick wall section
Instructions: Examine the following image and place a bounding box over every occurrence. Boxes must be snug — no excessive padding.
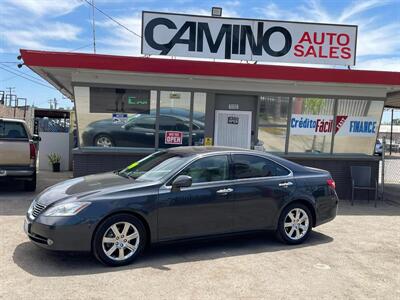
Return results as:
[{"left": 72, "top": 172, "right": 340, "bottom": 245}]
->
[{"left": 0, "top": 104, "right": 34, "bottom": 132}]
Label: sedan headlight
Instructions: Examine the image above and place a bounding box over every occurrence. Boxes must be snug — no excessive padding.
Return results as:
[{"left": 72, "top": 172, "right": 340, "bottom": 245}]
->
[
  {"left": 43, "top": 202, "right": 91, "bottom": 217},
  {"left": 27, "top": 200, "right": 35, "bottom": 216}
]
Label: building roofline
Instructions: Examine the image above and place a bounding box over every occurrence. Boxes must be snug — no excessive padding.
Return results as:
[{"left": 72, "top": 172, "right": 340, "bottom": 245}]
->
[{"left": 20, "top": 49, "right": 400, "bottom": 87}]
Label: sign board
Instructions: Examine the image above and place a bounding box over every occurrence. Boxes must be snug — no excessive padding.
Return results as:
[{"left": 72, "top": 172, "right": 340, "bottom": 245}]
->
[
  {"left": 112, "top": 113, "right": 128, "bottom": 125},
  {"left": 228, "top": 103, "right": 239, "bottom": 110},
  {"left": 90, "top": 88, "right": 151, "bottom": 114},
  {"left": 204, "top": 137, "right": 213, "bottom": 146},
  {"left": 142, "top": 11, "right": 357, "bottom": 66},
  {"left": 228, "top": 116, "right": 239, "bottom": 125},
  {"left": 290, "top": 114, "right": 378, "bottom": 136},
  {"left": 165, "top": 131, "right": 183, "bottom": 144}
]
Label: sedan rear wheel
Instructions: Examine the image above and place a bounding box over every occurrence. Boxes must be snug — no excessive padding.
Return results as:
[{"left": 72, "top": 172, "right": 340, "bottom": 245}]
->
[
  {"left": 93, "top": 214, "right": 146, "bottom": 266},
  {"left": 276, "top": 203, "right": 312, "bottom": 244},
  {"left": 94, "top": 134, "right": 114, "bottom": 147}
]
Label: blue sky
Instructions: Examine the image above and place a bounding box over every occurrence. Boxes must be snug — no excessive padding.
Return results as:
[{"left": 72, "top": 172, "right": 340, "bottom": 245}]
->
[{"left": 0, "top": 0, "right": 399, "bottom": 121}]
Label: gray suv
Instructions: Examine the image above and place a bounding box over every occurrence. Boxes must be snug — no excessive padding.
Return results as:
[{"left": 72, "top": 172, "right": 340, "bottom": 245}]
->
[{"left": 0, "top": 118, "right": 40, "bottom": 191}]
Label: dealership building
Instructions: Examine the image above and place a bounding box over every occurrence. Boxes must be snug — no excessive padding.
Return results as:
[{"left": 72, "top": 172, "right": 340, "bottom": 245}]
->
[{"left": 20, "top": 11, "right": 400, "bottom": 199}]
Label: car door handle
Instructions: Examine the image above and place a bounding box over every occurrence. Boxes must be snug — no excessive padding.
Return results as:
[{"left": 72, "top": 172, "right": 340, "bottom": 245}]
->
[
  {"left": 278, "top": 181, "right": 293, "bottom": 188},
  {"left": 216, "top": 188, "right": 234, "bottom": 195},
  {"left": 145, "top": 132, "right": 154, "bottom": 136}
]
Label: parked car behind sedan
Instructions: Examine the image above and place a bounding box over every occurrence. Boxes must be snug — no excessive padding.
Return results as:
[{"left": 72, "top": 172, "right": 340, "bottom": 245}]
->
[
  {"left": 374, "top": 139, "right": 383, "bottom": 156},
  {"left": 25, "top": 147, "right": 338, "bottom": 266},
  {"left": 82, "top": 114, "right": 204, "bottom": 148},
  {"left": 0, "top": 118, "right": 40, "bottom": 191}
]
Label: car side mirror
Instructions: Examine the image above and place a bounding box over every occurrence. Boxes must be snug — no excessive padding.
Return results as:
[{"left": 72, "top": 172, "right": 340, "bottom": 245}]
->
[
  {"left": 32, "top": 134, "right": 41, "bottom": 142},
  {"left": 171, "top": 175, "right": 192, "bottom": 191}
]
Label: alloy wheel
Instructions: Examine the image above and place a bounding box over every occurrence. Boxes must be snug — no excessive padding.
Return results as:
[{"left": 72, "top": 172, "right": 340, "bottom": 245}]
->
[
  {"left": 102, "top": 222, "right": 140, "bottom": 261},
  {"left": 284, "top": 208, "right": 309, "bottom": 240},
  {"left": 96, "top": 136, "right": 113, "bottom": 147}
]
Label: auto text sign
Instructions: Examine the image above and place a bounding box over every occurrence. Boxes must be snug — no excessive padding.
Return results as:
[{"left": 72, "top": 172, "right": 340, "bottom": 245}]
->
[
  {"left": 290, "top": 114, "right": 378, "bottom": 136},
  {"left": 165, "top": 131, "right": 183, "bottom": 144},
  {"left": 142, "top": 11, "right": 357, "bottom": 66}
]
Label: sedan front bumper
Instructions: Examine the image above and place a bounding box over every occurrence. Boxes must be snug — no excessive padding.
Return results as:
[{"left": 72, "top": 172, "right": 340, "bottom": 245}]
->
[{"left": 24, "top": 215, "right": 94, "bottom": 252}]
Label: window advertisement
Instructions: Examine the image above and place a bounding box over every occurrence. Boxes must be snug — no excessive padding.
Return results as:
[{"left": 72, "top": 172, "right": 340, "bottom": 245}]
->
[
  {"left": 257, "top": 96, "right": 289, "bottom": 152},
  {"left": 289, "top": 97, "right": 334, "bottom": 153},
  {"left": 158, "top": 91, "right": 206, "bottom": 148},
  {"left": 78, "top": 88, "right": 157, "bottom": 148},
  {"left": 333, "top": 100, "right": 383, "bottom": 154}
]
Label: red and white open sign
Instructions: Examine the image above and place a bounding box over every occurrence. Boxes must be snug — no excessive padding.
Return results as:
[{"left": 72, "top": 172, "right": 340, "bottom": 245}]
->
[{"left": 165, "top": 131, "right": 183, "bottom": 145}]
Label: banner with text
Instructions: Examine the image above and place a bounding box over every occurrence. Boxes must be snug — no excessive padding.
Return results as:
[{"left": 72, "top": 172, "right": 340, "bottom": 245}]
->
[{"left": 290, "top": 114, "right": 378, "bottom": 136}]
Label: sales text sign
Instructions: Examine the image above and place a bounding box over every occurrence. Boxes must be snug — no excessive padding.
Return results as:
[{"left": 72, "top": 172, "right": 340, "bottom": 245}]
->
[{"left": 142, "top": 11, "right": 357, "bottom": 66}]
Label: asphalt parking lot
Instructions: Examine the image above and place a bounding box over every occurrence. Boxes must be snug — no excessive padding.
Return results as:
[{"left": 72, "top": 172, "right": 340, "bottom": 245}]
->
[{"left": 1, "top": 172, "right": 399, "bottom": 299}]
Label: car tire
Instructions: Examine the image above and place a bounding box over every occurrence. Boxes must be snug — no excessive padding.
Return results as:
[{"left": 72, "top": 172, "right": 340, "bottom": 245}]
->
[
  {"left": 24, "top": 172, "right": 36, "bottom": 192},
  {"left": 94, "top": 134, "right": 114, "bottom": 147},
  {"left": 276, "top": 203, "right": 313, "bottom": 245},
  {"left": 92, "top": 214, "right": 146, "bottom": 267}
]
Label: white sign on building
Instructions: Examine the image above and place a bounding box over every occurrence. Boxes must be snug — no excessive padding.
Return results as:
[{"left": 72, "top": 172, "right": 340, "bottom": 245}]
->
[
  {"left": 290, "top": 114, "right": 378, "bottom": 136},
  {"left": 142, "top": 11, "right": 357, "bottom": 66}
]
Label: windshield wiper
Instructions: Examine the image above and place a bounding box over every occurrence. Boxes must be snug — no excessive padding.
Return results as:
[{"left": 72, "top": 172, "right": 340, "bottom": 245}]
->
[{"left": 114, "top": 170, "right": 131, "bottom": 179}]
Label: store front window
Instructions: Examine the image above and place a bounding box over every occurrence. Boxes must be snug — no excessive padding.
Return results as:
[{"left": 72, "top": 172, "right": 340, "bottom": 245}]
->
[
  {"left": 288, "top": 97, "right": 335, "bottom": 153},
  {"left": 333, "top": 99, "right": 383, "bottom": 154},
  {"left": 257, "top": 96, "right": 289, "bottom": 152},
  {"left": 76, "top": 87, "right": 205, "bottom": 149},
  {"left": 77, "top": 87, "right": 157, "bottom": 148}
]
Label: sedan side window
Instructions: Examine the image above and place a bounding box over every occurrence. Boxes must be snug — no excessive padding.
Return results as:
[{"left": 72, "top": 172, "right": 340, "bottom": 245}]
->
[
  {"left": 179, "top": 155, "right": 229, "bottom": 184},
  {"left": 232, "top": 154, "right": 290, "bottom": 179},
  {"left": 133, "top": 117, "right": 155, "bottom": 129}
]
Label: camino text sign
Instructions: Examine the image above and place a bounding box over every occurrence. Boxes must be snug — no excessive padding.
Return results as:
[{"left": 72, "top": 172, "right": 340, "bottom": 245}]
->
[{"left": 142, "top": 11, "right": 357, "bottom": 66}]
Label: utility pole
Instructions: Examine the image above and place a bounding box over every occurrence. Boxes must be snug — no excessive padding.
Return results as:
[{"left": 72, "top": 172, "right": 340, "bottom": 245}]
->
[
  {"left": 6, "top": 87, "right": 15, "bottom": 106},
  {"left": 92, "top": 0, "right": 96, "bottom": 54}
]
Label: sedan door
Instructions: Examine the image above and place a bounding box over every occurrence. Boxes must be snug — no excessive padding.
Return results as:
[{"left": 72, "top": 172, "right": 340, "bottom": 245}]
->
[
  {"left": 230, "top": 154, "right": 296, "bottom": 231},
  {"left": 117, "top": 116, "right": 156, "bottom": 147},
  {"left": 157, "top": 155, "right": 234, "bottom": 241}
]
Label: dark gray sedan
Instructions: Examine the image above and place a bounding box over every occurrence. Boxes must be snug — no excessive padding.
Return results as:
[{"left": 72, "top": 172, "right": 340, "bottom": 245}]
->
[{"left": 25, "top": 147, "right": 338, "bottom": 266}]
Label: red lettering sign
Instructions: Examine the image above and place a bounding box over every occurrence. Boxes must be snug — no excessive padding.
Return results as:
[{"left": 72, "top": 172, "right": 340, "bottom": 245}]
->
[{"left": 165, "top": 131, "right": 183, "bottom": 145}]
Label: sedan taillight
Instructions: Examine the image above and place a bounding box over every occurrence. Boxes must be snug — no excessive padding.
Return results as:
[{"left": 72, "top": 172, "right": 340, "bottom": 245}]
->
[
  {"left": 327, "top": 178, "right": 336, "bottom": 190},
  {"left": 30, "top": 143, "right": 36, "bottom": 160}
]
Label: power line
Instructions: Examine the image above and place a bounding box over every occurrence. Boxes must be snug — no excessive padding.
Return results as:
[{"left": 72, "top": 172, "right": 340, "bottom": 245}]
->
[
  {"left": 82, "top": 0, "right": 141, "bottom": 39},
  {"left": 0, "top": 66, "right": 57, "bottom": 90},
  {"left": 0, "top": 63, "right": 49, "bottom": 84},
  {"left": 69, "top": 43, "right": 93, "bottom": 52}
]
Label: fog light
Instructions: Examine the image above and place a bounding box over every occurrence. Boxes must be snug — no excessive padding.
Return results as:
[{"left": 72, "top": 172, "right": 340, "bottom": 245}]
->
[{"left": 47, "top": 239, "right": 54, "bottom": 246}]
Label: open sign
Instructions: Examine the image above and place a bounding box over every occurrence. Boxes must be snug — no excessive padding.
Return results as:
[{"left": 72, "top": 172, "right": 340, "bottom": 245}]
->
[{"left": 165, "top": 131, "right": 183, "bottom": 145}]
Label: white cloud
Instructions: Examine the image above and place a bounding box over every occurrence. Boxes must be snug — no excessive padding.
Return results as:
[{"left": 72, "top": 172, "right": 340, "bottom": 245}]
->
[
  {"left": 355, "top": 57, "right": 400, "bottom": 72},
  {"left": 0, "top": 22, "right": 82, "bottom": 52},
  {"left": 338, "top": 0, "right": 388, "bottom": 23},
  {"left": 4, "top": 0, "right": 83, "bottom": 17},
  {"left": 256, "top": 0, "right": 400, "bottom": 62}
]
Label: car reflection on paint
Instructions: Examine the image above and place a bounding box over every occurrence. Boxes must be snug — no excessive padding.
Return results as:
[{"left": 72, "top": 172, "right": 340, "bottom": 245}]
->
[
  {"left": 24, "top": 146, "right": 339, "bottom": 267},
  {"left": 81, "top": 112, "right": 205, "bottom": 148}
]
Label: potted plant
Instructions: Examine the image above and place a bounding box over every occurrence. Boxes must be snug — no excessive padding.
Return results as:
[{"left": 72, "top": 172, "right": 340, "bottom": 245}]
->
[{"left": 48, "top": 152, "right": 61, "bottom": 172}]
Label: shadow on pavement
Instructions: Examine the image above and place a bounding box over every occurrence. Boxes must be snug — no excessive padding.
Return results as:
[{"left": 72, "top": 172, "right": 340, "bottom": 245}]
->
[
  {"left": 13, "top": 231, "right": 332, "bottom": 277},
  {"left": 337, "top": 200, "right": 400, "bottom": 216}
]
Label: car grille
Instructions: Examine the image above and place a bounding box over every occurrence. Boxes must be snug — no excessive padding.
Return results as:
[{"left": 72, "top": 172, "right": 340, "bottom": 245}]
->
[{"left": 31, "top": 201, "right": 46, "bottom": 218}]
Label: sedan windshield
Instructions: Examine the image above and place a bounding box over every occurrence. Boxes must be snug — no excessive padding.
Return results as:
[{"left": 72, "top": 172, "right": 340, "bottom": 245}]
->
[{"left": 118, "top": 151, "right": 191, "bottom": 182}]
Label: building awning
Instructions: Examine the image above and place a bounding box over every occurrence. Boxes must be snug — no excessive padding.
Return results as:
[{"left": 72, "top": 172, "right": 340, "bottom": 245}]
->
[{"left": 20, "top": 49, "right": 400, "bottom": 104}]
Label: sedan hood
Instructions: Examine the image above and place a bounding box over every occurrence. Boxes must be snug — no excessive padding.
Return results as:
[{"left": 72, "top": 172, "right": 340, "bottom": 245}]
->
[{"left": 35, "top": 172, "right": 155, "bottom": 206}]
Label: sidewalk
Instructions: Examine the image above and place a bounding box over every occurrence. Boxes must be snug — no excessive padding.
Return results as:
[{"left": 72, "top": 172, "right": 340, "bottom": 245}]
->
[{"left": 384, "top": 183, "right": 400, "bottom": 206}]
